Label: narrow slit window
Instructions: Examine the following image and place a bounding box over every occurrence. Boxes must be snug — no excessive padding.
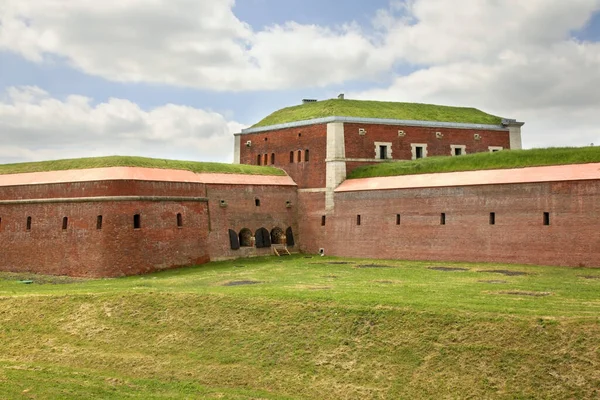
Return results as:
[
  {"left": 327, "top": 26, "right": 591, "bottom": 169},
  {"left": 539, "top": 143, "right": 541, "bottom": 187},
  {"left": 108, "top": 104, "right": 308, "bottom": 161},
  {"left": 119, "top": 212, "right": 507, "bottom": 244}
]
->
[
  {"left": 356, "top": 215, "right": 361, "bottom": 226},
  {"left": 298, "top": 150, "right": 302, "bottom": 162},
  {"left": 255, "top": 198, "right": 261, "bottom": 207},
  {"left": 440, "top": 213, "right": 446, "bottom": 225},
  {"left": 26, "top": 216, "right": 32, "bottom": 231},
  {"left": 0, "top": 217, "right": 2, "bottom": 230},
  {"left": 97, "top": 215, "right": 103, "bottom": 230},
  {"left": 305, "top": 149, "right": 310, "bottom": 162},
  {"left": 489, "top": 212, "right": 496, "bottom": 225},
  {"left": 321, "top": 215, "right": 326, "bottom": 226},
  {"left": 271, "top": 153, "right": 275, "bottom": 165},
  {"left": 257, "top": 154, "right": 261, "bottom": 165},
  {"left": 263, "top": 154, "right": 268, "bottom": 165},
  {"left": 290, "top": 151, "right": 294, "bottom": 163},
  {"left": 396, "top": 214, "right": 401, "bottom": 225},
  {"left": 177, "top": 213, "right": 183, "bottom": 228},
  {"left": 543, "top": 212, "right": 550, "bottom": 226},
  {"left": 62, "top": 217, "right": 68, "bottom": 230},
  {"left": 134, "top": 214, "right": 141, "bottom": 229}
]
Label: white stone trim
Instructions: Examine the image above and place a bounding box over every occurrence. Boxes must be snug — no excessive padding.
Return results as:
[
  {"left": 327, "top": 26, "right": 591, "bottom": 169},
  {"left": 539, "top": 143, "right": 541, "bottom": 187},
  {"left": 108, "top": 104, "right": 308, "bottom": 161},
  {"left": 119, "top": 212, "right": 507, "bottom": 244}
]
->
[
  {"left": 411, "top": 143, "right": 428, "bottom": 160},
  {"left": 489, "top": 146, "right": 504, "bottom": 152},
  {"left": 374, "top": 142, "right": 393, "bottom": 160},
  {"left": 450, "top": 145, "right": 467, "bottom": 156}
]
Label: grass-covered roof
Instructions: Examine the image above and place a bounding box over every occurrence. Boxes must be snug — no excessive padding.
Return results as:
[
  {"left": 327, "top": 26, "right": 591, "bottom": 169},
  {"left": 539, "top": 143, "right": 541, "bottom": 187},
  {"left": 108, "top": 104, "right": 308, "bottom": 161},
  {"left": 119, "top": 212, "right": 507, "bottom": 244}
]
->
[
  {"left": 348, "top": 147, "right": 600, "bottom": 179},
  {"left": 252, "top": 99, "right": 504, "bottom": 128},
  {"left": 0, "top": 156, "right": 286, "bottom": 176}
]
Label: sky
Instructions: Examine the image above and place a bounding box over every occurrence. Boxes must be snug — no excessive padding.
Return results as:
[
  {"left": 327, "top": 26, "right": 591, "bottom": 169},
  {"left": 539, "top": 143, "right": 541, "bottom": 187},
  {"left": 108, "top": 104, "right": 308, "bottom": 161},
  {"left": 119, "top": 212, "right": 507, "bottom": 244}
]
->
[{"left": 0, "top": 0, "right": 599, "bottom": 164}]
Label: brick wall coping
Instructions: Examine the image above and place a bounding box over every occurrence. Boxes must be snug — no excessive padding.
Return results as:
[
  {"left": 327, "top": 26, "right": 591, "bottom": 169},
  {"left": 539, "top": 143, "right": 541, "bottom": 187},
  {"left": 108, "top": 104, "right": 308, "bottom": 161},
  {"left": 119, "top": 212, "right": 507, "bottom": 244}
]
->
[
  {"left": 238, "top": 116, "right": 510, "bottom": 135},
  {"left": 0, "top": 167, "right": 296, "bottom": 187},
  {"left": 335, "top": 163, "right": 600, "bottom": 192},
  {"left": 0, "top": 196, "right": 209, "bottom": 205}
]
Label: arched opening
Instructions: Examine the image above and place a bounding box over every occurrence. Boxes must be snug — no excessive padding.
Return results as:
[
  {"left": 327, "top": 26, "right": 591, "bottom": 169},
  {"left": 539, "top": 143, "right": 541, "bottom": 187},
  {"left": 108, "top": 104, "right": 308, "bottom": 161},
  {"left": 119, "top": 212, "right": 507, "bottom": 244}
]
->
[
  {"left": 285, "top": 227, "right": 295, "bottom": 247},
  {"left": 257, "top": 154, "right": 261, "bottom": 165},
  {"left": 255, "top": 227, "right": 271, "bottom": 248},
  {"left": 239, "top": 228, "right": 253, "bottom": 247},
  {"left": 297, "top": 150, "right": 302, "bottom": 162},
  {"left": 305, "top": 149, "right": 309, "bottom": 162},
  {"left": 289, "top": 151, "right": 294, "bottom": 163},
  {"left": 271, "top": 153, "right": 275, "bottom": 164},
  {"left": 270, "top": 227, "right": 285, "bottom": 245},
  {"left": 177, "top": 213, "right": 183, "bottom": 227}
]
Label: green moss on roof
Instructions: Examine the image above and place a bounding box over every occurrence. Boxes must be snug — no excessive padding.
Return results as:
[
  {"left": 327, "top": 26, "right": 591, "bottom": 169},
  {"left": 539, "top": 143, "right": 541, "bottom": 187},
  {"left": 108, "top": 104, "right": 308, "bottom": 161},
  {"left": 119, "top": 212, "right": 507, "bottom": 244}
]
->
[
  {"left": 0, "top": 156, "right": 286, "bottom": 176},
  {"left": 347, "top": 147, "right": 600, "bottom": 179},
  {"left": 252, "top": 99, "right": 504, "bottom": 128}
]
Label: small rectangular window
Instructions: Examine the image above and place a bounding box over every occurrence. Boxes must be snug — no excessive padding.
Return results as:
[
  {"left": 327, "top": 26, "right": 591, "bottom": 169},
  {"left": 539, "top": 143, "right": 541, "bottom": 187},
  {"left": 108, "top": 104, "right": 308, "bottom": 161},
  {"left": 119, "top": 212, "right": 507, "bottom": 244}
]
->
[
  {"left": 356, "top": 215, "right": 361, "bottom": 226},
  {"left": 454, "top": 147, "right": 462, "bottom": 156},
  {"left": 489, "top": 212, "right": 496, "bottom": 225},
  {"left": 416, "top": 146, "right": 424, "bottom": 159},
  {"left": 440, "top": 213, "right": 446, "bottom": 225},
  {"left": 396, "top": 214, "right": 401, "bottom": 225},
  {"left": 257, "top": 154, "right": 261, "bottom": 165},
  {"left": 271, "top": 153, "right": 275, "bottom": 165},
  {"left": 26, "top": 216, "right": 32, "bottom": 231},
  {"left": 62, "top": 217, "right": 68, "bottom": 230},
  {"left": 134, "top": 214, "right": 141, "bottom": 229},
  {"left": 97, "top": 215, "right": 103, "bottom": 230},
  {"left": 543, "top": 212, "right": 550, "bottom": 226},
  {"left": 290, "top": 151, "right": 294, "bottom": 163},
  {"left": 177, "top": 213, "right": 183, "bottom": 228},
  {"left": 305, "top": 149, "right": 310, "bottom": 162},
  {"left": 255, "top": 198, "right": 261, "bottom": 207},
  {"left": 321, "top": 215, "right": 326, "bottom": 226}
]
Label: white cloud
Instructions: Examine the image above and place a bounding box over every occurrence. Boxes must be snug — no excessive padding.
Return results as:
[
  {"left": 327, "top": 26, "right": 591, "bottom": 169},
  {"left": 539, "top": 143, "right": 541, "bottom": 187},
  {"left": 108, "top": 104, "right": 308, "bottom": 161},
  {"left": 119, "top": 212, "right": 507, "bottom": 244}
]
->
[
  {"left": 0, "top": 0, "right": 391, "bottom": 91},
  {"left": 0, "top": 86, "right": 239, "bottom": 163}
]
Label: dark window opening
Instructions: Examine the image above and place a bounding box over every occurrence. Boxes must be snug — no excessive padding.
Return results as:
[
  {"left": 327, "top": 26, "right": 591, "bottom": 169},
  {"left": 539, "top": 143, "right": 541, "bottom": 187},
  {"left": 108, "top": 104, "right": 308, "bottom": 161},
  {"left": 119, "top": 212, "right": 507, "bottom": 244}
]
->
[
  {"left": 271, "top": 153, "right": 275, "bottom": 164},
  {"left": 229, "top": 229, "right": 240, "bottom": 250},
  {"left": 489, "top": 212, "right": 496, "bottom": 225},
  {"left": 239, "top": 228, "right": 253, "bottom": 247},
  {"left": 321, "top": 215, "right": 326, "bottom": 226},
  {"left": 416, "top": 146, "right": 424, "bottom": 159},
  {"left": 379, "top": 145, "right": 387, "bottom": 160},
  {"left": 26, "top": 216, "right": 32, "bottom": 231},
  {"left": 454, "top": 147, "right": 463, "bottom": 156},
  {"left": 177, "top": 213, "right": 183, "bottom": 228},
  {"left": 62, "top": 217, "right": 68, "bottom": 230},
  {"left": 298, "top": 150, "right": 302, "bottom": 162},
  {"left": 305, "top": 149, "right": 310, "bottom": 162},
  {"left": 440, "top": 213, "right": 446, "bottom": 225},
  {"left": 0, "top": 217, "right": 2, "bottom": 230},
  {"left": 543, "top": 212, "right": 550, "bottom": 226},
  {"left": 264, "top": 137, "right": 268, "bottom": 141},
  {"left": 396, "top": 214, "right": 401, "bottom": 225},
  {"left": 257, "top": 154, "right": 261, "bottom": 165},
  {"left": 263, "top": 154, "right": 268, "bottom": 165},
  {"left": 97, "top": 215, "right": 103, "bottom": 230},
  {"left": 285, "top": 227, "right": 295, "bottom": 247},
  {"left": 255, "top": 198, "right": 261, "bottom": 207},
  {"left": 134, "top": 214, "right": 141, "bottom": 229},
  {"left": 298, "top": 133, "right": 302, "bottom": 137},
  {"left": 290, "top": 151, "right": 294, "bottom": 163},
  {"left": 357, "top": 215, "right": 361, "bottom": 226}
]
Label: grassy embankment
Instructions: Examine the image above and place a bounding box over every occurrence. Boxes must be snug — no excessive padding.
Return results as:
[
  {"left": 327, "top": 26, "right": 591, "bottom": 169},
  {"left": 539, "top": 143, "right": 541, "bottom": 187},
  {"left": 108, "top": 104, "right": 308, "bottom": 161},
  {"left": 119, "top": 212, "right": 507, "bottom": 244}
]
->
[
  {"left": 348, "top": 146, "right": 600, "bottom": 179},
  {"left": 252, "top": 99, "right": 503, "bottom": 127},
  {"left": 0, "top": 156, "right": 286, "bottom": 176},
  {"left": 1, "top": 255, "right": 599, "bottom": 399}
]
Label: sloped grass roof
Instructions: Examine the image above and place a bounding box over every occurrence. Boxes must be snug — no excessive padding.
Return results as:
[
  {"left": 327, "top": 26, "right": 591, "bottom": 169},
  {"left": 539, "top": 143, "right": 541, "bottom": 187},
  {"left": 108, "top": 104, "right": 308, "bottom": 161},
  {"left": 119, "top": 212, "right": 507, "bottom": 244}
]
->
[
  {"left": 252, "top": 99, "right": 504, "bottom": 127},
  {"left": 348, "top": 147, "right": 600, "bottom": 179},
  {"left": 0, "top": 155, "right": 286, "bottom": 176}
]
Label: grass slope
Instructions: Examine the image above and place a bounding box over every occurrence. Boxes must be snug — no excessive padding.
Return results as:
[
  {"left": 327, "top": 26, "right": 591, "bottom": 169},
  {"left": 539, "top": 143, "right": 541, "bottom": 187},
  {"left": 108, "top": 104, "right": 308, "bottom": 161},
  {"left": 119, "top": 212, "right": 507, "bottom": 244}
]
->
[
  {"left": 1, "top": 256, "right": 599, "bottom": 399},
  {"left": 348, "top": 146, "right": 600, "bottom": 179},
  {"left": 252, "top": 99, "right": 504, "bottom": 128},
  {"left": 0, "top": 155, "right": 286, "bottom": 176}
]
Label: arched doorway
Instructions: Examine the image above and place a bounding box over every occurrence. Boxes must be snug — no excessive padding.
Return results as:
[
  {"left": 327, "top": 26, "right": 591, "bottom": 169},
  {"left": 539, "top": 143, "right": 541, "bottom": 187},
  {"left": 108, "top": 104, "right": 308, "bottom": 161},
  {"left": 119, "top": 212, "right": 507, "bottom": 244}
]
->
[
  {"left": 270, "top": 227, "right": 285, "bottom": 245},
  {"left": 239, "top": 228, "right": 253, "bottom": 247}
]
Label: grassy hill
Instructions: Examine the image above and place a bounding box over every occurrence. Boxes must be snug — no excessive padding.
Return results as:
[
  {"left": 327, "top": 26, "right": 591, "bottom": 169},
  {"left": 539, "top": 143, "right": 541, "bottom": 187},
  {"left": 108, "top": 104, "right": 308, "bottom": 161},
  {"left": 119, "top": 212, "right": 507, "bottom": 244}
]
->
[
  {"left": 0, "top": 155, "right": 286, "bottom": 176},
  {"left": 1, "top": 255, "right": 599, "bottom": 399},
  {"left": 252, "top": 99, "right": 504, "bottom": 128},
  {"left": 348, "top": 146, "right": 600, "bottom": 179}
]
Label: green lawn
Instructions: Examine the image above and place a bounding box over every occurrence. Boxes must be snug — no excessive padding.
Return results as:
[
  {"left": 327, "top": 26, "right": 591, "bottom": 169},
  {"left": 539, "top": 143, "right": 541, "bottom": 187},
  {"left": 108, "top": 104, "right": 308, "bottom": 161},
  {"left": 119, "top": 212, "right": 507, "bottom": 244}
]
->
[
  {"left": 1, "top": 255, "right": 599, "bottom": 399},
  {"left": 348, "top": 146, "right": 600, "bottom": 178},
  {"left": 0, "top": 155, "right": 286, "bottom": 176},
  {"left": 252, "top": 99, "right": 503, "bottom": 128}
]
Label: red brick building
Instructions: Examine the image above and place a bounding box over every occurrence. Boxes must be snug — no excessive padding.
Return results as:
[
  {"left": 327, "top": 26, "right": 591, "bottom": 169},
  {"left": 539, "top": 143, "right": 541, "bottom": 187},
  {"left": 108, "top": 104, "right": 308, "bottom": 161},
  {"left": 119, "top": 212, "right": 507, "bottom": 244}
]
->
[{"left": 1, "top": 99, "right": 598, "bottom": 276}]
